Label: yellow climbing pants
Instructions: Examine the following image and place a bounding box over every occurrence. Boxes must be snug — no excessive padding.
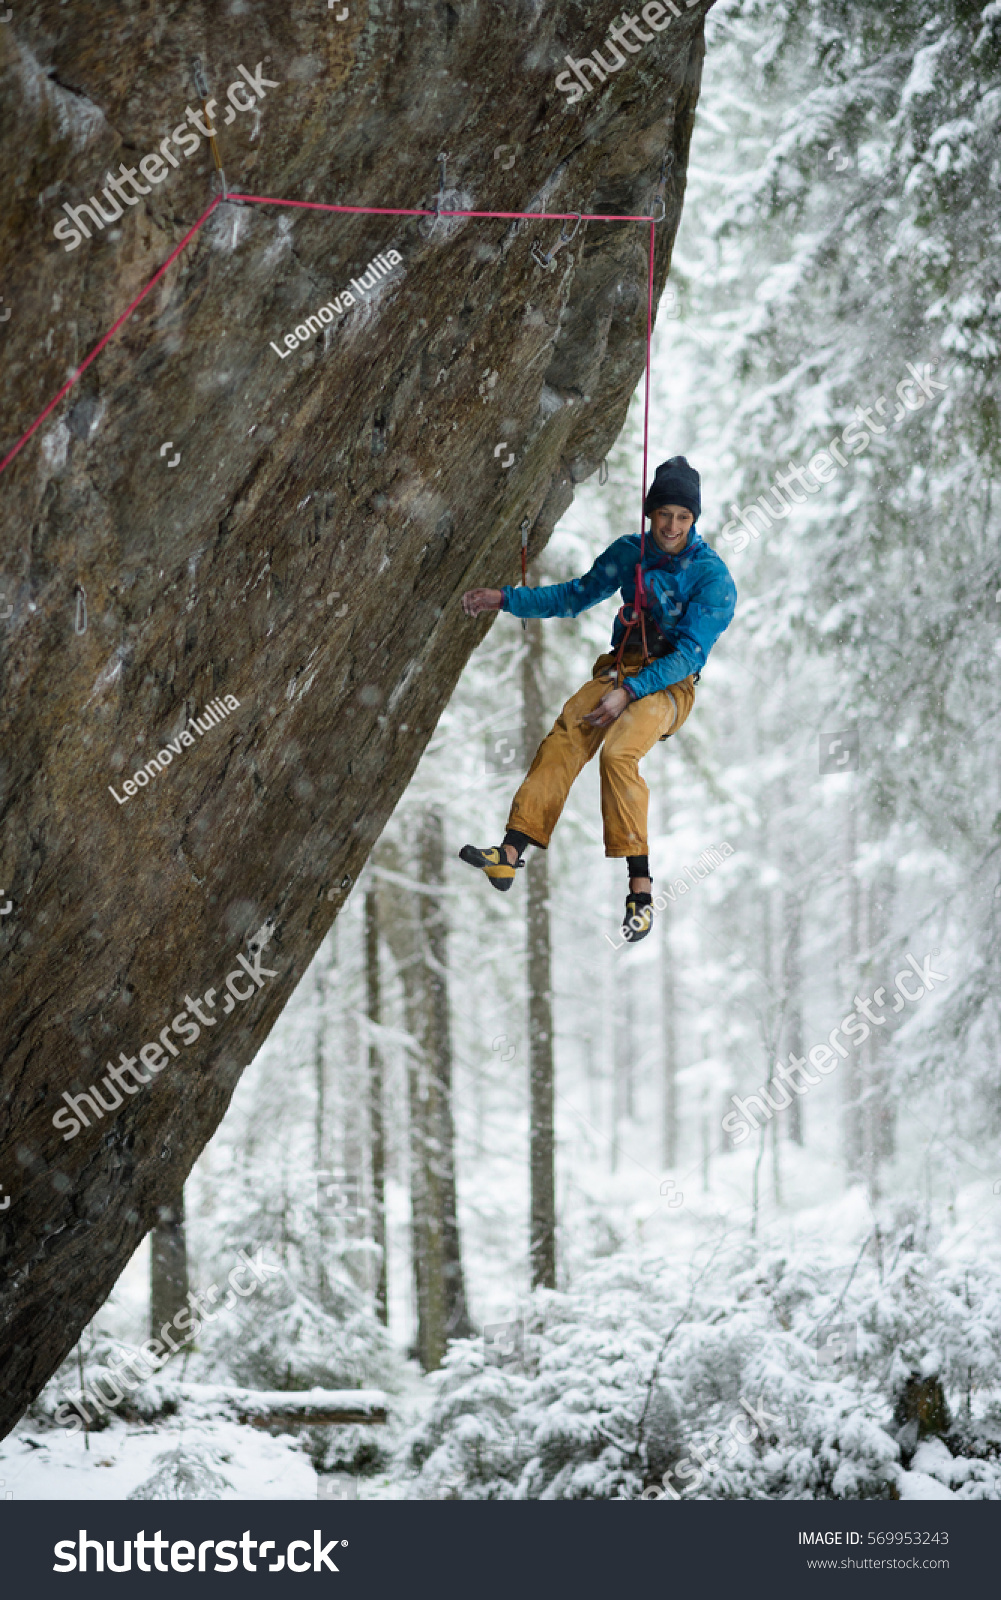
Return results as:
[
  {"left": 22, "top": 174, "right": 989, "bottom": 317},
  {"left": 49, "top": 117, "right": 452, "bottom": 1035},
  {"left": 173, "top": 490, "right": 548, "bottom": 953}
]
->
[{"left": 507, "top": 652, "right": 696, "bottom": 858}]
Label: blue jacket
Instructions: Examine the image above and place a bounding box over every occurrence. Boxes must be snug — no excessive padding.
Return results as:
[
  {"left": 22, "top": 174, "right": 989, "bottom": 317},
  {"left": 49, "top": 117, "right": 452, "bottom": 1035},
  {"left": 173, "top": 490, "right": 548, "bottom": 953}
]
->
[{"left": 500, "top": 531, "right": 737, "bottom": 699}]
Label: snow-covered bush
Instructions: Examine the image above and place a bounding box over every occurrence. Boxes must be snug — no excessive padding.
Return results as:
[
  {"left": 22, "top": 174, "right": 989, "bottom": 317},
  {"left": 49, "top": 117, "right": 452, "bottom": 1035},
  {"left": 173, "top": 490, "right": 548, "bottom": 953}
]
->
[
  {"left": 190, "top": 1173, "right": 402, "bottom": 1397},
  {"left": 399, "top": 1234, "right": 1001, "bottom": 1500},
  {"left": 128, "top": 1443, "right": 236, "bottom": 1500}
]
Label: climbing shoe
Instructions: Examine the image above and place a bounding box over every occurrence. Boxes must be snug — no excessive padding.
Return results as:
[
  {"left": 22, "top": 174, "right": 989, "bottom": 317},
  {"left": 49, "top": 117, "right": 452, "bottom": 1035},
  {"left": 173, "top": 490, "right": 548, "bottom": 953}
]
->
[
  {"left": 622, "top": 892, "right": 654, "bottom": 944},
  {"left": 459, "top": 843, "right": 524, "bottom": 892}
]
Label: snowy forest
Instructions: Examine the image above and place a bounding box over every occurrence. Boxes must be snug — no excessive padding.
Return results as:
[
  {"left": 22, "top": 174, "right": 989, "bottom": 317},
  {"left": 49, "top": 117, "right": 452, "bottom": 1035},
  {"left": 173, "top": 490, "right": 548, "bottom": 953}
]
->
[{"left": 4, "top": 0, "right": 1001, "bottom": 1504}]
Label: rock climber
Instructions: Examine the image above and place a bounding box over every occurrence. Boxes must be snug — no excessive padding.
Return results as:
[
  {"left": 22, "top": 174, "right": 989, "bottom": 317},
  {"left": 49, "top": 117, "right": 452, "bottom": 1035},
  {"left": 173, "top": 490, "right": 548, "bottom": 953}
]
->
[{"left": 459, "top": 456, "right": 737, "bottom": 943}]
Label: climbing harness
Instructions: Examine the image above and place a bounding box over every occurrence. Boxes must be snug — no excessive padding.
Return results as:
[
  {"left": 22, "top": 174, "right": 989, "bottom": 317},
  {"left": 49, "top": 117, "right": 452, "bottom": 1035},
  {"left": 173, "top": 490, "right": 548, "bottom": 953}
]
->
[
  {"left": 613, "top": 593, "right": 650, "bottom": 688},
  {"left": 190, "top": 59, "right": 227, "bottom": 201}
]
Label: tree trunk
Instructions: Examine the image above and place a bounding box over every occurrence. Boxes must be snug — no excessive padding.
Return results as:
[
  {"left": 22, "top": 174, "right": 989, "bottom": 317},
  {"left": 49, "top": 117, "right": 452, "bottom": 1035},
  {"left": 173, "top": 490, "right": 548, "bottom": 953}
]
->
[
  {"left": 761, "top": 869, "right": 781, "bottom": 1205},
  {"left": 873, "top": 865, "right": 897, "bottom": 1163},
  {"left": 769, "top": 1111, "right": 782, "bottom": 1206},
  {"left": 844, "top": 786, "right": 865, "bottom": 1178},
  {"left": 585, "top": 1033, "right": 599, "bottom": 1126},
  {"left": 622, "top": 959, "right": 636, "bottom": 1122},
  {"left": 375, "top": 843, "right": 439, "bottom": 1370},
  {"left": 612, "top": 985, "right": 626, "bottom": 1176},
  {"left": 365, "top": 889, "right": 388, "bottom": 1326},
  {"left": 701, "top": 1087, "right": 711, "bottom": 1193},
  {"left": 782, "top": 890, "right": 805, "bottom": 1147},
  {"left": 419, "top": 809, "right": 474, "bottom": 1349},
  {"left": 149, "top": 1189, "right": 189, "bottom": 1343},
  {"left": 750, "top": 1121, "right": 766, "bottom": 1239},
  {"left": 523, "top": 615, "right": 557, "bottom": 1289},
  {"left": 660, "top": 784, "right": 679, "bottom": 1169},
  {"left": 314, "top": 957, "right": 327, "bottom": 1299},
  {"left": 863, "top": 862, "right": 896, "bottom": 1202},
  {"left": 314, "top": 961, "right": 327, "bottom": 1177}
]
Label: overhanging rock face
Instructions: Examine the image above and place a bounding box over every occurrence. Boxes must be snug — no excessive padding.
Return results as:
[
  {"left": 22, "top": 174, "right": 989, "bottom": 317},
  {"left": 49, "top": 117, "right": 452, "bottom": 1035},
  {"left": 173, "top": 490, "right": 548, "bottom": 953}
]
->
[{"left": 0, "top": 1, "right": 712, "bottom": 1436}]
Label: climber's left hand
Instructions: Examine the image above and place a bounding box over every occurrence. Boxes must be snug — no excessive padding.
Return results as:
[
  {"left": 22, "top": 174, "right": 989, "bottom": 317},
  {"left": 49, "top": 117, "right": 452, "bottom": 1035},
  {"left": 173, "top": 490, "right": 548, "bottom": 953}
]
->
[{"left": 583, "top": 687, "right": 631, "bottom": 728}]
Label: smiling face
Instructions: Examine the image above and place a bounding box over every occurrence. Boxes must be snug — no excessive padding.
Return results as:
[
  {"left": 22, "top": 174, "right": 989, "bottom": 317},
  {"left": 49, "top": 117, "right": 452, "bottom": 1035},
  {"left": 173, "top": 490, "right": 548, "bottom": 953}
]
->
[{"left": 649, "top": 504, "right": 695, "bottom": 555}]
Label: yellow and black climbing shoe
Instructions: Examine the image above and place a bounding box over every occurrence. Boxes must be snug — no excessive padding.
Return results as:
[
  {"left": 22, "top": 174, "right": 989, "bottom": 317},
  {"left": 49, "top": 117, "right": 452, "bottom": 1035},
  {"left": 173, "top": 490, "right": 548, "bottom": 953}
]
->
[
  {"left": 622, "top": 892, "right": 654, "bottom": 943},
  {"left": 459, "top": 843, "right": 523, "bottom": 892}
]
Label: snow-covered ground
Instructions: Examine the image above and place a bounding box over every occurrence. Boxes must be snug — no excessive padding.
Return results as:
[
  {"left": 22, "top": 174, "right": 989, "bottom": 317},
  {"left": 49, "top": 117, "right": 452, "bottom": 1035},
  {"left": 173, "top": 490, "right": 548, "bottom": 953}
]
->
[
  {"left": 0, "top": 1414, "right": 317, "bottom": 1502},
  {"left": 1, "top": 1377, "right": 426, "bottom": 1502}
]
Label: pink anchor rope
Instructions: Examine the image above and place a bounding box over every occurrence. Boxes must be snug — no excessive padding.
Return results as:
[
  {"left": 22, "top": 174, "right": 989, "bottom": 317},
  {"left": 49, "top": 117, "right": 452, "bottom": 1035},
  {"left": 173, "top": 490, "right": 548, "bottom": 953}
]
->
[
  {"left": 0, "top": 191, "right": 660, "bottom": 480},
  {"left": 0, "top": 195, "right": 223, "bottom": 476}
]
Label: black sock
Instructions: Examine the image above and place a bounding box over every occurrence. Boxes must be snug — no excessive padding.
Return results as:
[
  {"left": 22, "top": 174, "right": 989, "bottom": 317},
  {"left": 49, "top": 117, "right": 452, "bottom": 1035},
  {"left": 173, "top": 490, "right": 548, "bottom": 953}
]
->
[
  {"left": 627, "top": 855, "right": 650, "bottom": 880},
  {"left": 503, "top": 829, "right": 534, "bottom": 860}
]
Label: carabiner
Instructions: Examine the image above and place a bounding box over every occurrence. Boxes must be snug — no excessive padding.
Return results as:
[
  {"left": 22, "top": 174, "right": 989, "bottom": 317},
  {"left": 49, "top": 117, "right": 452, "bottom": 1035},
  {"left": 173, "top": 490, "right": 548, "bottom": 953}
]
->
[
  {"left": 191, "top": 57, "right": 210, "bottom": 100},
  {"left": 531, "top": 213, "right": 581, "bottom": 271},
  {"left": 420, "top": 152, "right": 451, "bottom": 238},
  {"left": 653, "top": 153, "right": 674, "bottom": 223},
  {"left": 559, "top": 212, "right": 581, "bottom": 246}
]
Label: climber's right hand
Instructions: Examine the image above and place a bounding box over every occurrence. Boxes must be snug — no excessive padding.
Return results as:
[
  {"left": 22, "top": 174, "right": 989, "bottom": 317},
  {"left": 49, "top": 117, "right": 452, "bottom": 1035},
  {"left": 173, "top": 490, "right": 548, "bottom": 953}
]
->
[{"left": 462, "top": 588, "right": 504, "bottom": 618}]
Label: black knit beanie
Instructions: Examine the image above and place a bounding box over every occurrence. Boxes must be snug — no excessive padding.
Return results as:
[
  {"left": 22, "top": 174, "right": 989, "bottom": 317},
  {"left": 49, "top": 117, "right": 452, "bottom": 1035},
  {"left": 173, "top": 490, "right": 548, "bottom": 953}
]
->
[{"left": 644, "top": 456, "right": 701, "bottom": 521}]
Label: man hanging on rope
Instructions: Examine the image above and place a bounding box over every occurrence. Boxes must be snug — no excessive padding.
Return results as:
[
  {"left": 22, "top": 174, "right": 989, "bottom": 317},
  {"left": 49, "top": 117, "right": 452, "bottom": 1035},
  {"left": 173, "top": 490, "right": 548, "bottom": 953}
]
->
[{"left": 459, "top": 457, "right": 737, "bottom": 943}]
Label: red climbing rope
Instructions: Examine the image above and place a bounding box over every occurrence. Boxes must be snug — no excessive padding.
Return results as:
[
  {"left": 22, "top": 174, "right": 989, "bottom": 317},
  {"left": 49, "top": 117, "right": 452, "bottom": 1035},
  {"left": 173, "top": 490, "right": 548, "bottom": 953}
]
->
[
  {"left": 0, "top": 192, "right": 662, "bottom": 503},
  {"left": 615, "top": 215, "right": 659, "bottom": 689},
  {"left": 226, "top": 195, "right": 660, "bottom": 224},
  {"left": 641, "top": 216, "right": 656, "bottom": 567},
  {"left": 0, "top": 196, "right": 223, "bottom": 477}
]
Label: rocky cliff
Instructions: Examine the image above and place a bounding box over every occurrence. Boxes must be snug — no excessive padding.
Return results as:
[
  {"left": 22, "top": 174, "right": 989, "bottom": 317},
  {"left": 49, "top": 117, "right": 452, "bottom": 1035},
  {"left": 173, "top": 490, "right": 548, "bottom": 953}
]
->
[{"left": 0, "top": 0, "right": 711, "bottom": 1436}]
